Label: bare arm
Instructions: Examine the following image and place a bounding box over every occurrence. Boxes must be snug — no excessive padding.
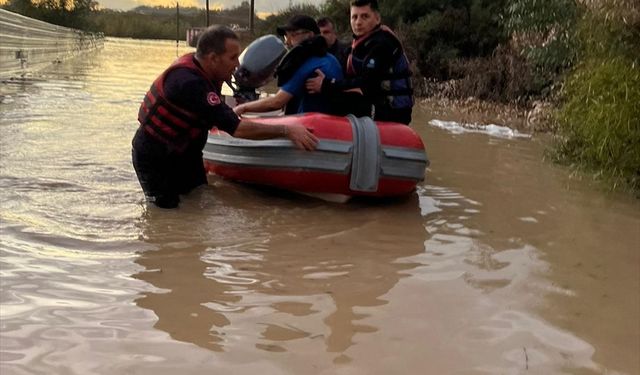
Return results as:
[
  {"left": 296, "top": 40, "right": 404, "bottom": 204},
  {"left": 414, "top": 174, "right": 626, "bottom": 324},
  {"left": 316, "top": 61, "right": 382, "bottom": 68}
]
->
[
  {"left": 233, "top": 90, "right": 293, "bottom": 116},
  {"left": 233, "top": 119, "right": 318, "bottom": 151}
]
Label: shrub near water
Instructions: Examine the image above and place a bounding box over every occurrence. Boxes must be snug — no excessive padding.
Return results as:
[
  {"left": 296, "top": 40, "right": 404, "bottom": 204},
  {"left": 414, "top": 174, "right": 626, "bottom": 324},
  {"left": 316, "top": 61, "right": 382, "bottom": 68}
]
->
[
  {"left": 554, "top": 3, "right": 640, "bottom": 192},
  {"left": 555, "top": 58, "right": 640, "bottom": 190},
  {"left": 558, "top": 58, "right": 640, "bottom": 191}
]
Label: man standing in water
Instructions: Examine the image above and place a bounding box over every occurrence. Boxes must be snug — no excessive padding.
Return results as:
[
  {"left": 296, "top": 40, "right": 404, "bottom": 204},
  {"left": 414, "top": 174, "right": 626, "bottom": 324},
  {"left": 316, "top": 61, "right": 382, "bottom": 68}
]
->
[
  {"left": 306, "top": 0, "right": 414, "bottom": 124},
  {"left": 132, "top": 25, "right": 318, "bottom": 209}
]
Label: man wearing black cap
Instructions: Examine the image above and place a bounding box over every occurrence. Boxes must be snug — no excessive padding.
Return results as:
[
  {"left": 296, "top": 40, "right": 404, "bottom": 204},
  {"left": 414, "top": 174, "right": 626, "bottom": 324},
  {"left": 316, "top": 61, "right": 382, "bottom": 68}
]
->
[
  {"left": 233, "top": 15, "right": 344, "bottom": 116},
  {"left": 276, "top": 14, "right": 321, "bottom": 48}
]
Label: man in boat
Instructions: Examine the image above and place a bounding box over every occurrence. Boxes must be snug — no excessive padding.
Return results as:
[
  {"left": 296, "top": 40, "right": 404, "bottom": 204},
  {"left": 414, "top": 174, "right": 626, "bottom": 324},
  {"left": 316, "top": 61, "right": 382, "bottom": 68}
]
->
[
  {"left": 317, "top": 17, "right": 350, "bottom": 72},
  {"left": 132, "top": 25, "right": 318, "bottom": 209},
  {"left": 232, "top": 15, "right": 344, "bottom": 116},
  {"left": 305, "top": 0, "right": 414, "bottom": 125}
]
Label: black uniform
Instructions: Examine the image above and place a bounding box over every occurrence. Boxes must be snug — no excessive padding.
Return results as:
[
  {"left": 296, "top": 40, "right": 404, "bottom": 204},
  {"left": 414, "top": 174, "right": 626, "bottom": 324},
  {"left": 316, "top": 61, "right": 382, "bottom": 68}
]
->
[
  {"left": 327, "top": 39, "right": 350, "bottom": 73},
  {"left": 321, "top": 25, "right": 414, "bottom": 124},
  {"left": 132, "top": 56, "right": 240, "bottom": 208}
]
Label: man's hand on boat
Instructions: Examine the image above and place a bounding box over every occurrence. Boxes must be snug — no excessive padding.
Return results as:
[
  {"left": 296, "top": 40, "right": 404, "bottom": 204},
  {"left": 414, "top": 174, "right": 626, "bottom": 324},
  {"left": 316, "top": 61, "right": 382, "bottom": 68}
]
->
[
  {"left": 234, "top": 121, "right": 318, "bottom": 151},
  {"left": 283, "top": 123, "right": 318, "bottom": 150},
  {"left": 233, "top": 103, "right": 248, "bottom": 116}
]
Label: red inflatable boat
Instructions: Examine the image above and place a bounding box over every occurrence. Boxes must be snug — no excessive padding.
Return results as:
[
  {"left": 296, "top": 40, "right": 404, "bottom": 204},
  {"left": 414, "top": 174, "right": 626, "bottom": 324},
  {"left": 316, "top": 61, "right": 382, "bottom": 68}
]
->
[{"left": 203, "top": 113, "right": 428, "bottom": 202}]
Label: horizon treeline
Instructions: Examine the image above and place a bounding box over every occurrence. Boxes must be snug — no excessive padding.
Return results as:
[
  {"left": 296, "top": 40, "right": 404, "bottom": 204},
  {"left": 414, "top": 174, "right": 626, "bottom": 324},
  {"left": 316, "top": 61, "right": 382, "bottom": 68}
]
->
[{"left": 1, "top": 0, "right": 257, "bottom": 38}]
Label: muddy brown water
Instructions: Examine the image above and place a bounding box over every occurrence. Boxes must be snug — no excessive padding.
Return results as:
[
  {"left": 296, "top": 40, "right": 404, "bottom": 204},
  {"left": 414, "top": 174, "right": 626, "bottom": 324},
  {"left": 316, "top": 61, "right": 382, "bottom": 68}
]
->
[{"left": 1, "top": 38, "right": 638, "bottom": 375}]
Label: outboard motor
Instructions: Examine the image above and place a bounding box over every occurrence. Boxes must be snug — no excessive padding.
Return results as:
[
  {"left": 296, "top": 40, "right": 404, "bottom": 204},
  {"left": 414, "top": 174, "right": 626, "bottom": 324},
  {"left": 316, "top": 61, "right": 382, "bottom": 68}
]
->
[{"left": 229, "top": 35, "right": 286, "bottom": 103}]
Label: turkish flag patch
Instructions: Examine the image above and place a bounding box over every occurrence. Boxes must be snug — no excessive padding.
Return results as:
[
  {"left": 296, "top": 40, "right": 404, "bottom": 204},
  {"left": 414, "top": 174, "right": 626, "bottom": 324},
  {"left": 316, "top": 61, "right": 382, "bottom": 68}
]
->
[{"left": 207, "top": 92, "right": 221, "bottom": 106}]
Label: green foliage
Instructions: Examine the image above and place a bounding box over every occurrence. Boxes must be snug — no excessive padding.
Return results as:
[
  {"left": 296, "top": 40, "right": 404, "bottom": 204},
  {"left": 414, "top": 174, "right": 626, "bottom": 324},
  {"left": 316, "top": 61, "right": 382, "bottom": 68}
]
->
[
  {"left": 317, "top": 0, "right": 507, "bottom": 80},
  {"left": 384, "top": 0, "right": 507, "bottom": 79},
  {"left": 504, "top": 0, "right": 577, "bottom": 33},
  {"left": 92, "top": 10, "right": 176, "bottom": 39},
  {"left": 553, "top": 2, "right": 640, "bottom": 192},
  {"left": 1, "top": 1, "right": 257, "bottom": 38},
  {"left": 3, "top": 0, "right": 98, "bottom": 29},
  {"left": 554, "top": 57, "right": 640, "bottom": 191},
  {"left": 267, "top": 0, "right": 511, "bottom": 99},
  {"left": 319, "top": 0, "right": 350, "bottom": 38},
  {"left": 503, "top": 0, "right": 581, "bottom": 93},
  {"left": 447, "top": 45, "right": 533, "bottom": 102},
  {"left": 254, "top": 4, "right": 321, "bottom": 36},
  {"left": 4, "top": 0, "right": 37, "bottom": 16},
  {"left": 92, "top": 8, "right": 195, "bottom": 39},
  {"left": 90, "top": 3, "right": 258, "bottom": 40},
  {"left": 574, "top": 4, "right": 640, "bottom": 62}
]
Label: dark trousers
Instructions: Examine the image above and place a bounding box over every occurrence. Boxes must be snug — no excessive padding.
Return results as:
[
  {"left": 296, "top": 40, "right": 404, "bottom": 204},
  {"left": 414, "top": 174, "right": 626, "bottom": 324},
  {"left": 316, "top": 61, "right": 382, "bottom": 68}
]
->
[
  {"left": 374, "top": 106, "right": 412, "bottom": 125},
  {"left": 328, "top": 92, "right": 373, "bottom": 118},
  {"left": 330, "top": 92, "right": 412, "bottom": 125},
  {"left": 132, "top": 128, "right": 207, "bottom": 209}
]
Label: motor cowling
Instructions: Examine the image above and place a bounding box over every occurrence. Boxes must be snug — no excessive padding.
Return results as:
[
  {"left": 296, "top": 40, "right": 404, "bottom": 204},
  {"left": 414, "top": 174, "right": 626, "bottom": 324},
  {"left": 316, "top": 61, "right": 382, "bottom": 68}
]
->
[{"left": 230, "top": 35, "right": 286, "bottom": 102}]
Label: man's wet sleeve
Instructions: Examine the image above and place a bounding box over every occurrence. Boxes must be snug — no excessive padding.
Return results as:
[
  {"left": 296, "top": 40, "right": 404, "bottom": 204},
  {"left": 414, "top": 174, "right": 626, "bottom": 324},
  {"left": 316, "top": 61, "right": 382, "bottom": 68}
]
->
[{"left": 205, "top": 99, "right": 241, "bottom": 135}]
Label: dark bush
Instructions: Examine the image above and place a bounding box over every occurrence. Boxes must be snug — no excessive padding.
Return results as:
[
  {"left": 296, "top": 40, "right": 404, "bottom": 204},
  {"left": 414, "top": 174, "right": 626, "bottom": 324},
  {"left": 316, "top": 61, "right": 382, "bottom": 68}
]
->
[{"left": 446, "top": 44, "right": 533, "bottom": 103}]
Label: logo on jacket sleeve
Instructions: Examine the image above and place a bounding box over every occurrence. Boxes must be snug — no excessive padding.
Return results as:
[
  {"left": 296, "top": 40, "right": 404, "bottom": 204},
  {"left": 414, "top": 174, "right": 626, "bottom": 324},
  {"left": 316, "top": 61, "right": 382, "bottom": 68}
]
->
[{"left": 207, "top": 92, "right": 221, "bottom": 106}]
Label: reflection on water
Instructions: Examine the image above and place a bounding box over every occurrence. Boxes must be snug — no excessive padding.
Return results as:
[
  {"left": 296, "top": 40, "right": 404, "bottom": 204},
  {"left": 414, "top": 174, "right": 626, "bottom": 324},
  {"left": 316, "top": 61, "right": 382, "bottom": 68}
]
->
[
  {"left": 134, "top": 188, "right": 425, "bottom": 358},
  {"left": 1, "top": 38, "right": 638, "bottom": 375}
]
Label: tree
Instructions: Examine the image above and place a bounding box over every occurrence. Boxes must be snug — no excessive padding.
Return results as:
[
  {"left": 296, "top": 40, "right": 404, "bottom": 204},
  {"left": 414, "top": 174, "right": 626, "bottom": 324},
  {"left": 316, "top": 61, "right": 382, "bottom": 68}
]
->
[
  {"left": 504, "top": 0, "right": 581, "bottom": 91},
  {"left": 2, "top": 0, "right": 98, "bottom": 30}
]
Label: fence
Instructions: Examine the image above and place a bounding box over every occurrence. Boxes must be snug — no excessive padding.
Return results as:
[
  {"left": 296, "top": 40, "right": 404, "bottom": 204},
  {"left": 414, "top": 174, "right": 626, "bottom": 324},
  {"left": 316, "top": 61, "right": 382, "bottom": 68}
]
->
[
  {"left": 0, "top": 9, "right": 104, "bottom": 77},
  {"left": 186, "top": 26, "right": 252, "bottom": 48},
  {"left": 186, "top": 27, "right": 205, "bottom": 47}
]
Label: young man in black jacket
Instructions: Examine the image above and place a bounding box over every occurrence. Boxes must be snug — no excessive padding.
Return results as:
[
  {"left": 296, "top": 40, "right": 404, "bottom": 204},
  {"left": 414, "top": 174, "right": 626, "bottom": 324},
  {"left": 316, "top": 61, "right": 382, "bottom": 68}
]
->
[{"left": 306, "top": 0, "right": 413, "bottom": 125}]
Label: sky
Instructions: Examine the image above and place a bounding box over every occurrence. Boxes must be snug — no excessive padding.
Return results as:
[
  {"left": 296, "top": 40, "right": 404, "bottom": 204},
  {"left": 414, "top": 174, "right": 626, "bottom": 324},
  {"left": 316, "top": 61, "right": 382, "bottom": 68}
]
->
[{"left": 97, "top": 0, "right": 324, "bottom": 14}]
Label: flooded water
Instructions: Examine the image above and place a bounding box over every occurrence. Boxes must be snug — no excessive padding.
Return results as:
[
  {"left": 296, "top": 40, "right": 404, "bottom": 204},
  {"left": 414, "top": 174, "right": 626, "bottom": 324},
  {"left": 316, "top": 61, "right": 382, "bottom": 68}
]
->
[{"left": 1, "top": 38, "right": 638, "bottom": 375}]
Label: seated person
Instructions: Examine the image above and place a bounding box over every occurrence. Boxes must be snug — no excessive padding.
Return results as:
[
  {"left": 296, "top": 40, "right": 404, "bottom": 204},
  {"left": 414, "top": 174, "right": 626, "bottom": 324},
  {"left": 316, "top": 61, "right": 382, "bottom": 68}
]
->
[
  {"left": 234, "top": 15, "right": 343, "bottom": 116},
  {"left": 306, "top": 0, "right": 414, "bottom": 124},
  {"left": 317, "top": 16, "right": 350, "bottom": 72}
]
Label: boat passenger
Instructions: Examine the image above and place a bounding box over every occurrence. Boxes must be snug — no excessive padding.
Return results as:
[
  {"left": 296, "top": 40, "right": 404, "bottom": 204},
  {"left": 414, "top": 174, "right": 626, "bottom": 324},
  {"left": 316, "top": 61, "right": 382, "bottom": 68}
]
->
[
  {"left": 132, "top": 25, "right": 318, "bottom": 209},
  {"left": 233, "top": 15, "right": 344, "bottom": 117},
  {"left": 317, "top": 16, "right": 350, "bottom": 72},
  {"left": 305, "top": 0, "right": 414, "bottom": 125}
]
